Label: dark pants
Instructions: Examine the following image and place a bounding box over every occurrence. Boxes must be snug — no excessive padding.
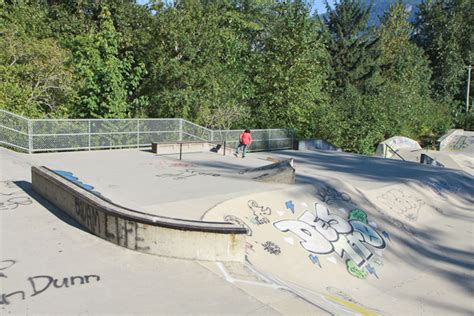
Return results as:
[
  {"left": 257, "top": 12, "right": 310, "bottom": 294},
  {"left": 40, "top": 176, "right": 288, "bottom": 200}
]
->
[{"left": 235, "top": 143, "right": 248, "bottom": 157}]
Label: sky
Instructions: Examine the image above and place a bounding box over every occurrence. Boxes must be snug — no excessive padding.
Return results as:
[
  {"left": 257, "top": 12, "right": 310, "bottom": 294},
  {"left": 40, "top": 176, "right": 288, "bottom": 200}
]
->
[
  {"left": 312, "top": 1, "right": 333, "bottom": 14},
  {"left": 136, "top": 1, "right": 334, "bottom": 15}
]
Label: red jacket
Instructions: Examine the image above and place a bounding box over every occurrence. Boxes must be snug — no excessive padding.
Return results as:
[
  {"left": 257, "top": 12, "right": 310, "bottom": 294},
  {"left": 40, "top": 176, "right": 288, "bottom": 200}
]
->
[{"left": 240, "top": 132, "right": 252, "bottom": 145}]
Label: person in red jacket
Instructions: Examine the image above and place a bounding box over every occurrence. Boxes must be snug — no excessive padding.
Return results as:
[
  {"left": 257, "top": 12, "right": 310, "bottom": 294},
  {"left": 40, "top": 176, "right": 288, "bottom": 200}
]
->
[{"left": 234, "top": 129, "right": 252, "bottom": 158}]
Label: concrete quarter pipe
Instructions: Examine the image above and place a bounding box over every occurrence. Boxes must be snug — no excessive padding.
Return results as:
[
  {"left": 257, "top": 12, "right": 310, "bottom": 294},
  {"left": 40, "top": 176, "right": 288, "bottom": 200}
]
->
[{"left": 203, "top": 167, "right": 474, "bottom": 315}]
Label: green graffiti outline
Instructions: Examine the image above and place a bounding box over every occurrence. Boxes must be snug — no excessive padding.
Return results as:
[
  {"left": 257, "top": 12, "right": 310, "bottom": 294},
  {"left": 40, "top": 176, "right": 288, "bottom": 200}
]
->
[
  {"left": 348, "top": 208, "right": 368, "bottom": 224},
  {"left": 346, "top": 259, "right": 368, "bottom": 279}
]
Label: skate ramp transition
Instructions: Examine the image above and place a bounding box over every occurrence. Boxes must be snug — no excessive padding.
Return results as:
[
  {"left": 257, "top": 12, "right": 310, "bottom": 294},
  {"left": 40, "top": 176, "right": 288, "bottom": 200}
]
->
[
  {"left": 375, "top": 136, "right": 421, "bottom": 159},
  {"left": 203, "top": 174, "right": 474, "bottom": 315},
  {"left": 238, "top": 158, "right": 295, "bottom": 184},
  {"left": 31, "top": 166, "right": 247, "bottom": 262}
]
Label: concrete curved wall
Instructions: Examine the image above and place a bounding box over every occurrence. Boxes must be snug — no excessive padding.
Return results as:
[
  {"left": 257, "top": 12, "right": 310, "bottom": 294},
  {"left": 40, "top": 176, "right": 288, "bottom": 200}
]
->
[
  {"left": 31, "top": 166, "right": 246, "bottom": 262},
  {"left": 376, "top": 136, "right": 421, "bottom": 158}
]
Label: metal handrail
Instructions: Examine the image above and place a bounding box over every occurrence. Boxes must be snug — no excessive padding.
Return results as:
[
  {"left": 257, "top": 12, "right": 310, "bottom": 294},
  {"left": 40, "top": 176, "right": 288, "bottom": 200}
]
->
[{"left": 385, "top": 144, "right": 406, "bottom": 161}]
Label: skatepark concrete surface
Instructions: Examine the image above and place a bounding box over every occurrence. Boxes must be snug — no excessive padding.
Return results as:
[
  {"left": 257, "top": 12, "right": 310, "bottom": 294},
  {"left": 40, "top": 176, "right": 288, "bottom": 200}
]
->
[
  {"left": 1, "top": 146, "right": 473, "bottom": 315},
  {"left": 390, "top": 130, "right": 474, "bottom": 176}
]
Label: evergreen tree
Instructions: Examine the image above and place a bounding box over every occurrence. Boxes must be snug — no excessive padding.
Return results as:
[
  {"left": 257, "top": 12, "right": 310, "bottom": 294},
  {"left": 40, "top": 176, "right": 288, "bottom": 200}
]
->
[{"left": 323, "top": 0, "right": 381, "bottom": 94}]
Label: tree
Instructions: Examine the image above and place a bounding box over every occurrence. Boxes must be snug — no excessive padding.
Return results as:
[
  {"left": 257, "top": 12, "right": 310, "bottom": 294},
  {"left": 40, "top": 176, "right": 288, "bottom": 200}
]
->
[
  {"left": 252, "top": 0, "right": 329, "bottom": 137},
  {"left": 0, "top": 1, "right": 76, "bottom": 118},
  {"left": 377, "top": 1, "right": 451, "bottom": 138},
  {"left": 315, "top": 85, "right": 386, "bottom": 154},
  {"left": 323, "top": 0, "right": 381, "bottom": 94},
  {"left": 414, "top": 0, "right": 473, "bottom": 106},
  {"left": 142, "top": 1, "right": 255, "bottom": 126},
  {"left": 65, "top": 7, "right": 147, "bottom": 118}
]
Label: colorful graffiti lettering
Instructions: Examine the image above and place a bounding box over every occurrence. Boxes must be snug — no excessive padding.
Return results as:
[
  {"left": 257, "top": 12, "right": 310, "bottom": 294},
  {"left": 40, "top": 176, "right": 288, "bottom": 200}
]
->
[
  {"left": 348, "top": 209, "right": 368, "bottom": 223},
  {"left": 366, "top": 264, "right": 379, "bottom": 279},
  {"left": 309, "top": 254, "right": 322, "bottom": 268},
  {"left": 346, "top": 260, "right": 368, "bottom": 279},
  {"left": 382, "top": 231, "right": 390, "bottom": 240},
  {"left": 273, "top": 203, "right": 386, "bottom": 270},
  {"left": 285, "top": 200, "right": 295, "bottom": 214}
]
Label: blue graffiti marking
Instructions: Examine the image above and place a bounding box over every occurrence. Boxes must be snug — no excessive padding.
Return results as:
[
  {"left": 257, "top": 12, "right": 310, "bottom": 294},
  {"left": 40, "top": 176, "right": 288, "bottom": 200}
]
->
[
  {"left": 53, "top": 170, "right": 108, "bottom": 200},
  {"left": 382, "top": 231, "right": 391, "bottom": 241},
  {"left": 366, "top": 264, "right": 379, "bottom": 279},
  {"left": 285, "top": 200, "right": 295, "bottom": 214},
  {"left": 308, "top": 254, "right": 322, "bottom": 267}
]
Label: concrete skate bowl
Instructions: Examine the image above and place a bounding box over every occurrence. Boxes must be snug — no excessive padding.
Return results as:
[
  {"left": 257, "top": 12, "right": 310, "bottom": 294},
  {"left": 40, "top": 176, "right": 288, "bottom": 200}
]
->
[
  {"left": 202, "top": 177, "right": 474, "bottom": 315},
  {"left": 31, "top": 166, "right": 247, "bottom": 262}
]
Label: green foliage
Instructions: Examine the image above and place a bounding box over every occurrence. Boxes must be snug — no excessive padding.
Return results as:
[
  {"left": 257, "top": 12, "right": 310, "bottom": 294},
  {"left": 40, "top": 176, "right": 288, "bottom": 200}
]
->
[
  {"left": 377, "top": 1, "right": 452, "bottom": 139},
  {"left": 65, "top": 8, "right": 147, "bottom": 118},
  {"left": 323, "top": 0, "right": 381, "bottom": 94},
  {"left": 414, "top": 0, "right": 473, "bottom": 105},
  {"left": 0, "top": 1, "right": 76, "bottom": 118},
  {"left": 0, "top": 0, "right": 470, "bottom": 155},
  {"left": 142, "top": 1, "right": 255, "bottom": 126},
  {"left": 252, "top": 1, "right": 329, "bottom": 137},
  {"left": 315, "top": 85, "right": 386, "bottom": 154}
]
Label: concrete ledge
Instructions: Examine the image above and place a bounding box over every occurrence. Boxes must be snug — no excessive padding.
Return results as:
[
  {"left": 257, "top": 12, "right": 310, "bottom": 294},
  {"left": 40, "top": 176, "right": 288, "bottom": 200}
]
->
[
  {"left": 239, "top": 159, "right": 296, "bottom": 184},
  {"left": 31, "top": 166, "right": 246, "bottom": 262},
  {"left": 152, "top": 141, "right": 233, "bottom": 156},
  {"left": 437, "top": 129, "right": 464, "bottom": 151}
]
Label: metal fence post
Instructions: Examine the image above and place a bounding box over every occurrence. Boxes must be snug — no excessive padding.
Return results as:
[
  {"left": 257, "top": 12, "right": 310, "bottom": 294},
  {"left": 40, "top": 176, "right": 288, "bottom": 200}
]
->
[
  {"left": 267, "top": 129, "right": 271, "bottom": 151},
  {"left": 88, "top": 120, "right": 91, "bottom": 150},
  {"left": 137, "top": 119, "right": 140, "bottom": 148},
  {"left": 27, "top": 120, "right": 33, "bottom": 154},
  {"left": 211, "top": 130, "right": 214, "bottom": 142},
  {"left": 179, "top": 119, "right": 183, "bottom": 141},
  {"left": 290, "top": 129, "right": 294, "bottom": 150}
]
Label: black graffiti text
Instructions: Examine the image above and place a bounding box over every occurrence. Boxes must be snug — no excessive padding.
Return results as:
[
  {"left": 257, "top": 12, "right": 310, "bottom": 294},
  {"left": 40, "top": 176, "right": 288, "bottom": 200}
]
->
[{"left": 0, "top": 274, "right": 100, "bottom": 305}]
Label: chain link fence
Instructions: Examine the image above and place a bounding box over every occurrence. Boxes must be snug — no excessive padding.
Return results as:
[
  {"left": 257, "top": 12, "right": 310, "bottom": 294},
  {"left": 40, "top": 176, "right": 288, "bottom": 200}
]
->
[{"left": 0, "top": 110, "right": 294, "bottom": 153}]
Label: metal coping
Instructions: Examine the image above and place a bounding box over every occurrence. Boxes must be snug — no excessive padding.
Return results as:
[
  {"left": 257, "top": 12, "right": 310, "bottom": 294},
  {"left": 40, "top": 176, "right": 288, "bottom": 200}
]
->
[{"left": 33, "top": 166, "right": 247, "bottom": 234}]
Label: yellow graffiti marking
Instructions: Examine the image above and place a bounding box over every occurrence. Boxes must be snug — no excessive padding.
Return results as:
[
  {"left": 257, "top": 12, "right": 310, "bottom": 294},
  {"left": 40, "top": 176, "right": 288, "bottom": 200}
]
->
[{"left": 323, "top": 294, "right": 378, "bottom": 316}]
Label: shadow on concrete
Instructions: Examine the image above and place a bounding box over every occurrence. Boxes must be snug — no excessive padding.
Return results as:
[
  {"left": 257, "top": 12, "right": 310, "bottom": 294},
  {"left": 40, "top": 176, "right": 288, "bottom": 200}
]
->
[
  {"left": 264, "top": 150, "right": 474, "bottom": 202},
  {"left": 14, "top": 180, "right": 86, "bottom": 232},
  {"left": 387, "top": 224, "right": 474, "bottom": 296}
]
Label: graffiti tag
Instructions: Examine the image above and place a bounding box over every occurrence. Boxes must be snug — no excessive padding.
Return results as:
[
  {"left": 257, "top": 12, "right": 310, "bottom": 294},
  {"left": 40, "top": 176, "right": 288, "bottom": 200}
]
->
[
  {"left": 224, "top": 215, "right": 253, "bottom": 236},
  {"left": 156, "top": 169, "right": 220, "bottom": 180},
  {"left": 377, "top": 189, "right": 424, "bottom": 221},
  {"left": 247, "top": 200, "right": 271, "bottom": 225},
  {"left": 317, "top": 186, "right": 353, "bottom": 205},
  {"left": 274, "top": 203, "right": 385, "bottom": 268},
  {"left": 262, "top": 241, "right": 281, "bottom": 255}
]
